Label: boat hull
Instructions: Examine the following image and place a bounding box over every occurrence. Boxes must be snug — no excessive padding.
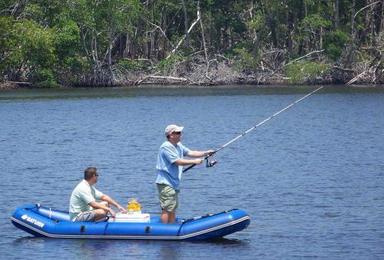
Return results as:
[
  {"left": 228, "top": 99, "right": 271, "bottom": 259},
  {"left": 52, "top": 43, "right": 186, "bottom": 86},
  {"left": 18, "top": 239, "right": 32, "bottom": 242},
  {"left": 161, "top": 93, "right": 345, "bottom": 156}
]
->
[{"left": 11, "top": 204, "right": 250, "bottom": 241}]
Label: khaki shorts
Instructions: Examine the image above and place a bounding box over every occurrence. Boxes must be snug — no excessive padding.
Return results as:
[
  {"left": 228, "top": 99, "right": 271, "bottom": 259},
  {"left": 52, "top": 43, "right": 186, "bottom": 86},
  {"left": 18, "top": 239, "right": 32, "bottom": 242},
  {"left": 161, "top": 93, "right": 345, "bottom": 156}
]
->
[
  {"left": 157, "top": 184, "right": 179, "bottom": 212},
  {"left": 73, "top": 211, "right": 96, "bottom": 222}
]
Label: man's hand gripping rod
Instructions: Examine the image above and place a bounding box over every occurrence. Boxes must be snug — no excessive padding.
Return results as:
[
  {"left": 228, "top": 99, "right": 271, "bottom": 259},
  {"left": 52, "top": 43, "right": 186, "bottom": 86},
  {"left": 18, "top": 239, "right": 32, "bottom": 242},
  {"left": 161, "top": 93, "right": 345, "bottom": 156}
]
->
[{"left": 183, "top": 86, "right": 324, "bottom": 173}]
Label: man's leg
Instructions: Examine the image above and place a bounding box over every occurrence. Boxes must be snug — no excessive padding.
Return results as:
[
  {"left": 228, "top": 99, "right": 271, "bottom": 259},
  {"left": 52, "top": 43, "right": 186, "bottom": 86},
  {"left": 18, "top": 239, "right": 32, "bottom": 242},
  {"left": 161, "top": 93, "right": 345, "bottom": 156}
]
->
[
  {"left": 168, "top": 211, "right": 176, "bottom": 223},
  {"left": 160, "top": 209, "right": 169, "bottom": 223},
  {"left": 158, "top": 184, "right": 178, "bottom": 224},
  {"left": 74, "top": 210, "right": 106, "bottom": 222},
  {"left": 89, "top": 201, "right": 109, "bottom": 221},
  {"left": 160, "top": 209, "right": 176, "bottom": 224},
  {"left": 93, "top": 208, "right": 108, "bottom": 221}
]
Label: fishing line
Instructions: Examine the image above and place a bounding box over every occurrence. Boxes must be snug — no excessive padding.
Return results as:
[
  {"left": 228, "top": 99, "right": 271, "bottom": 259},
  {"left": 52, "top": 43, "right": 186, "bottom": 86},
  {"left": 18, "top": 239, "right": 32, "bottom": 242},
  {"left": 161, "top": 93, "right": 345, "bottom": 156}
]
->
[{"left": 183, "top": 86, "right": 324, "bottom": 173}]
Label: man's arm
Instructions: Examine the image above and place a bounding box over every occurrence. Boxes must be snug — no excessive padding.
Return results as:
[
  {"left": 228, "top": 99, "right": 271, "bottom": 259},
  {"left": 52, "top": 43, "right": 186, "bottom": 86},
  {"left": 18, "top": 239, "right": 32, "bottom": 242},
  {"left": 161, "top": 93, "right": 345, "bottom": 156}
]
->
[
  {"left": 187, "top": 150, "right": 215, "bottom": 158},
  {"left": 174, "top": 149, "right": 215, "bottom": 165},
  {"left": 100, "top": 194, "right": 127, "bottom": 213},
  {"left": 88, "top": 200, "right": 116, "bottom": 216},
  {"left": 174, "top": 158, "right": 203, "bottom": 166}
]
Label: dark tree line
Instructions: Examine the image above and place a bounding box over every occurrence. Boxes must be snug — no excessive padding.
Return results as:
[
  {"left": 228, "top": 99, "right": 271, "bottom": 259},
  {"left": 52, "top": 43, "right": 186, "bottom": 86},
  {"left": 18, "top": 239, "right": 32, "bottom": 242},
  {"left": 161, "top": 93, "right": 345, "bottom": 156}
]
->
[{"left": 1, "top": 0, "right": 384, "bottom": 87}]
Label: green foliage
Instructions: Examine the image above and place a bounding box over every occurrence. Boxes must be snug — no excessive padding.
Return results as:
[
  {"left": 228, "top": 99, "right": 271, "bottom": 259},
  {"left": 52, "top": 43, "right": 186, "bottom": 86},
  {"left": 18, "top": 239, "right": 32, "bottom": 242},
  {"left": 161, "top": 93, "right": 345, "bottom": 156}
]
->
[
  {"left": 285, "top": 61, "right": 329, "bottom": 84},
  {"left": 24, "top": 0, "right": 68, "bottom": 26},
  {"left": 300, "top": 14, "right": 332, "bottom": 30},
  {"left": 0, "top": 17, "right": 57, "bottom": 85},
  {"left": 54, "top": 20, "right": 80, "bottom": 61},
  {"left": 0, "top": 16, "right": 18, "bottom": 77},
  {"left": 324, "top": 30, "right": 350, "bottom": 61},
  {"left": 156, "top": 55, "right": 184, "bottom": 73},
  {"left": 0, "top": 0, "right": 15, "bottom": 10},
  {"left": 0, "top": 0, "right": 380, "bottom": 85},
  {"left": 34, "top": 68, "right": 58, "bottom": 88},
  {"left": 233, "top": 47, "right": 260, "bottom": 72},
  {"left": 14, "top": 20, "right": 57, "bottom": 83},
  {"left": 118, "top": 59, "right": 151, "bottom": 72},
  {"left": 247, "top": 11, "right": 265, "bottom": 32},
  {"left": 296, "top": 14, "right": 332, "bottom": 51}
]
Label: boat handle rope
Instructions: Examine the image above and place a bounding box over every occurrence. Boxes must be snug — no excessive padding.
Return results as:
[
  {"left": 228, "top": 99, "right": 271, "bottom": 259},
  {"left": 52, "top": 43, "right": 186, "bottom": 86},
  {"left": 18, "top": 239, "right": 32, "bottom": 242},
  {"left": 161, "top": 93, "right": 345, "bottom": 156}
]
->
[{"left": 183, "top": 86, "right": 324, "bottom": 173}]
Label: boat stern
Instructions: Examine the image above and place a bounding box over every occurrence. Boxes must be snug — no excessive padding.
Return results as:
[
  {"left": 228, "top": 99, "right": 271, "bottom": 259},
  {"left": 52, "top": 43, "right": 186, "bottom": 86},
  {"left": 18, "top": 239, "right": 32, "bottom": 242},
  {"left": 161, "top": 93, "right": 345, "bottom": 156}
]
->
[{"left": 179, "top": 209, "right": 250, "bottom": 241}]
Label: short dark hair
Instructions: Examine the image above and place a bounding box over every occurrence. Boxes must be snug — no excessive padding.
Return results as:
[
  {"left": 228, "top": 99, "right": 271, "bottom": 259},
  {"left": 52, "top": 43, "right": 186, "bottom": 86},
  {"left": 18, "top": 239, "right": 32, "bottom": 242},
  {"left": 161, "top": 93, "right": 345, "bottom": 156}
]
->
[{"left": 84, "top": 167, "right": 97, "bottom": 180}]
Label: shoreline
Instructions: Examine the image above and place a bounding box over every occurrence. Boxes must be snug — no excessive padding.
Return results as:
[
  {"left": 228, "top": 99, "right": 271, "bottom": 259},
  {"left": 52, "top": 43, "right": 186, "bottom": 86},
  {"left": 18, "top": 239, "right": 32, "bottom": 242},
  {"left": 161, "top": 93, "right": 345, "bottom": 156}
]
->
[{"left": 2, "top": 80, "right": 384, "bottom": 90}]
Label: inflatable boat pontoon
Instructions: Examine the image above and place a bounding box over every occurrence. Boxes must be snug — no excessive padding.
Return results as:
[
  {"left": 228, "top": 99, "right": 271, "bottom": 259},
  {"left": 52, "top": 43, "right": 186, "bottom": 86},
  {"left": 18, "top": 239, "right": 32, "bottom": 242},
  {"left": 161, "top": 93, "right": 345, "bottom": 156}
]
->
[{"left": 11, "top": 204, "right": 250, "bottom": 241}]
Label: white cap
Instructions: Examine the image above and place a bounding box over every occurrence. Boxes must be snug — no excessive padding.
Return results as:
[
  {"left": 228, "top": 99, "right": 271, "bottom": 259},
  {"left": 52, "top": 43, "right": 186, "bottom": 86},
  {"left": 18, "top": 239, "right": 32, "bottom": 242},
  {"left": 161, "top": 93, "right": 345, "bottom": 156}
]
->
[{"left": 165, "top": 124, "right": 184, "bottom": 136}]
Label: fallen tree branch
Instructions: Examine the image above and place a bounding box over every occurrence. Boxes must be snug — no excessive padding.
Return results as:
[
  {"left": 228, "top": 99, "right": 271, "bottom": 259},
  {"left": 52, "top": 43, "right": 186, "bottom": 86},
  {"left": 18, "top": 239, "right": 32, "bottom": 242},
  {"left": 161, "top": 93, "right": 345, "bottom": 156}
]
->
[
  {"left": 284, "top": 49, "right": 325, "bottom": 67},
  {"left": 260, "top": 58, "right": 276, "bottom": 71},
  {"left": 332, "top": 66, "right": 355, "bottom": 73},
  {"left": 346, "top": 71, "right": 367, "bottom": 85},
  {"left": 187, "top": 50, "right": 204, "bottom": 58},
  {"left": 135, "top": 75, "right": 188, "bottom": 85},
  {"left": 215, "top": 54, "right": 230, "bottom": 61}
]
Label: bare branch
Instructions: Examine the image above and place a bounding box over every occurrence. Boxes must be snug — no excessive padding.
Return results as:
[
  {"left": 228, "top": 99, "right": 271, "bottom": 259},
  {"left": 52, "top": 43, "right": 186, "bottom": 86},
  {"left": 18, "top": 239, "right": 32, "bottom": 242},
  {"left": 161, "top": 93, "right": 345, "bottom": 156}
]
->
[
  {"left": 354, "top": 1, "right": 381, "bottom": 19},
  {"left": 346, "top": 71, "right": 367, "bottom": 85},
  {"left": 166, "top": 6, "right": 201, "bottom": 59},
  {"left": 144, "top": 19, "right": 174, "bottom": 48},
  {"left": 135, "top": 75, "right": 188, "bottom": 86},
  {"left": 284, "top": 50, "right": 325, "bottom": 67}
]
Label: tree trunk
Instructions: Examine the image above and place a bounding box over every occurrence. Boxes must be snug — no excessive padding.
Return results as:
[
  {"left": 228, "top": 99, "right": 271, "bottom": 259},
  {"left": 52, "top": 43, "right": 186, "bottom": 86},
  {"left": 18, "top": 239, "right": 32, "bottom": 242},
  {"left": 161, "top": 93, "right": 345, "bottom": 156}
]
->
[
  {"left": 269, "top": 16, "right": 278, "bottom": 48},
  {"left": 351, "top": 0, "right": 356, "bottom": 39},
  {"left": 108, "top": 41, "right": 112, "bottom": 68},
  {"left": 198, "top": 1, "right": 209, "bottom": 79},
  {"left": 249, "top": 1, "right": 258, "bottom": 45},
  {"left": 371, "top": 2, "right": 376, "bottom": 46},
  {"left": 286, "top": 6, "right": 293, "bottom": 54},
  {"left": 123, "top": 32, "right": 130, "bottom": 58},
  {"left": 150, "top": 31, "right": 155, "bottom": 59},
  {"left": 381, "top": 0, "right": 384, "bottom": 33},
  {"left": 181, "top": 0, "right": 189, "bottom": 47},
  {"left": 334, "top": 0, "right": 340, "bottom": 28},
  {"left": 365, "top": 1, "right": 371, "bottom": 44},
  {"left": 228, "top": 27, "right": 232, "bottom": 49}
]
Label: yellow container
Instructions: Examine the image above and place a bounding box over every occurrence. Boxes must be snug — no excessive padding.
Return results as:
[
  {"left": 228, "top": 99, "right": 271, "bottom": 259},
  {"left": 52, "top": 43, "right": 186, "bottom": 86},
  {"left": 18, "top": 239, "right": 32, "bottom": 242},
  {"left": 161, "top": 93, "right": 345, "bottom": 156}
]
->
[{"left": 127, "top": 198, "right": 141, "bottom": 212}]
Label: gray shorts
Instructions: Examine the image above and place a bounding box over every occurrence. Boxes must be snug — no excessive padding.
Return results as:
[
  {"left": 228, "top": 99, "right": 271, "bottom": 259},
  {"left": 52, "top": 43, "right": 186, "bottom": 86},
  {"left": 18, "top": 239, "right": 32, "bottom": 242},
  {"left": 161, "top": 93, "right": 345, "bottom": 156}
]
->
[
  {"left": 157, "top": 184, "right": 179, "bottom": 212},
  {"left": 73, "top": 211, "right": 96, "bottom": 222}
]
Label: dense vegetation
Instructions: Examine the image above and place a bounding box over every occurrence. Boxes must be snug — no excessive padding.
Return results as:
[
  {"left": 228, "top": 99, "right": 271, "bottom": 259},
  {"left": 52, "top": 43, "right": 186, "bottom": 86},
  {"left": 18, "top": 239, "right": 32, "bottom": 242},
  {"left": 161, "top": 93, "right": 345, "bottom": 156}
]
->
[{"left": 1, "top": 0, "right": 384, "bottom": 87}]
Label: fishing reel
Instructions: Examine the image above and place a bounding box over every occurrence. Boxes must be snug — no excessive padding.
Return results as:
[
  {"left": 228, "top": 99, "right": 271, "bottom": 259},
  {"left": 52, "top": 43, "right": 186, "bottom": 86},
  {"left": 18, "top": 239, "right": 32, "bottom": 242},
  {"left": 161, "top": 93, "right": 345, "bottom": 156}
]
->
[{"left": 205, "top": 157, "right": 217, "bottom": 168}]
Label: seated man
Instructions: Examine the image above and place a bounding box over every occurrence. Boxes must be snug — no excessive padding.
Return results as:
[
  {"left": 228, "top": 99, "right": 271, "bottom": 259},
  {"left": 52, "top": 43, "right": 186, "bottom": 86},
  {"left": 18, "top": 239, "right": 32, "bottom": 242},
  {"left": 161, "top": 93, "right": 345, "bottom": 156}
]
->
[{"left": 69, "top": 167, "right": 126, "bottom": 222}]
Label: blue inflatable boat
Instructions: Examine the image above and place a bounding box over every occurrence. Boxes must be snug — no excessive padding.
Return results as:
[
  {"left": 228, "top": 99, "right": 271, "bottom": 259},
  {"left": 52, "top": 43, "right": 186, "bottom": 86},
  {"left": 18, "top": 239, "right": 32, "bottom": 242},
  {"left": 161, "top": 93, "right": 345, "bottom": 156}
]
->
[{"left": 11, "top": 204, "right": 250, "bottom": 241}]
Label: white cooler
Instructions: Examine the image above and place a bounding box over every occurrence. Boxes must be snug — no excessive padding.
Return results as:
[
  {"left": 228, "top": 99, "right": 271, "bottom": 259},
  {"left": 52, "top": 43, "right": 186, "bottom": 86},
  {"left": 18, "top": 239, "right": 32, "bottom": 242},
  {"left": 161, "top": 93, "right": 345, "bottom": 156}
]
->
[{"left": 109, "top": 212, "right": 150, "bottom": 223}]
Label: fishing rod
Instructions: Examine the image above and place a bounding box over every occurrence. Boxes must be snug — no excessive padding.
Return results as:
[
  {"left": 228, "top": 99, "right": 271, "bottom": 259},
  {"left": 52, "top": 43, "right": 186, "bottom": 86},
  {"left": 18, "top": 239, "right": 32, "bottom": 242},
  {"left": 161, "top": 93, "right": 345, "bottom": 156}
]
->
[{"left": 183, "top": 86, "right": 324, "bottom": 173}]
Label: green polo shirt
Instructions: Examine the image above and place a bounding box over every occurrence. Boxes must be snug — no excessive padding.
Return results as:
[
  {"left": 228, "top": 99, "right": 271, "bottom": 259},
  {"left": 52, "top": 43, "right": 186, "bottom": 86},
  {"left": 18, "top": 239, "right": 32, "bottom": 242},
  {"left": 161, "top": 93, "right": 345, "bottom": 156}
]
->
[{"left": 69, "top": 180, "right": 103, "bottom": 220}]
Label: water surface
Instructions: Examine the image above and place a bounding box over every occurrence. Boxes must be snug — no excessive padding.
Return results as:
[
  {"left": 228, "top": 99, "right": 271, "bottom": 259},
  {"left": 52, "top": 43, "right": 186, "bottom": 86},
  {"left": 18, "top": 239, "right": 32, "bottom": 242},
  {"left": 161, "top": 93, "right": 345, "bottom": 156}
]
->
[{"left": 1, "top": 86, "right": 383, "bottom": 259}]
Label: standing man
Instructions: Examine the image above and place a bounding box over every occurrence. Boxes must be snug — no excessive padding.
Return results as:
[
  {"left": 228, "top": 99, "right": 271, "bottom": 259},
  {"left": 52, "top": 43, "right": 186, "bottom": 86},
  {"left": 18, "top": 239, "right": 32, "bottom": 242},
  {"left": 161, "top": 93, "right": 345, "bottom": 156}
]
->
[
  {"left": 69, "top": 167, "right": 127, "bottom": 222},
  {"left": 155, "top": 124, "right": 214, "bottom": 224}
]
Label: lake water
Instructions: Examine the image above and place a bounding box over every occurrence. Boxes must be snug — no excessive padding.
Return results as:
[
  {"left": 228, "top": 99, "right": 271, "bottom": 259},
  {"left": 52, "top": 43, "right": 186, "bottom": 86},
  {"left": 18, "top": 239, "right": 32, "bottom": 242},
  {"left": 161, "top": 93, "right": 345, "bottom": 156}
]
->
[{"left": 0, "top": 86, "right": 383, "bottom": 259}]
